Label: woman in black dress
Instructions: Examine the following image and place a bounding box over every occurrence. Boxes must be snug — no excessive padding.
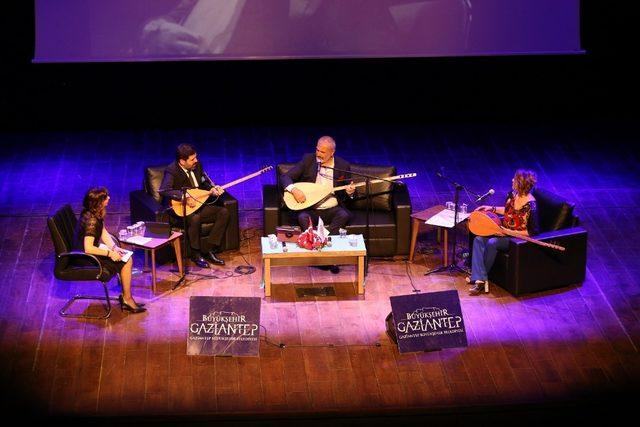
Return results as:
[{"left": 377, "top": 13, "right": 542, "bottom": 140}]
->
[{"left": 74, "top": 187, "right": 146, "bottom": 313}]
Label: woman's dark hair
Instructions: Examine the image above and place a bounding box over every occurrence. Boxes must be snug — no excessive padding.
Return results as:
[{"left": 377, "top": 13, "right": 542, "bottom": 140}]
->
[
  {"left": 176, "top": 143, "right": 196, "bottom": 161},
  {"left": 83, "top": 187, "right": 109, "bottom": 219}
]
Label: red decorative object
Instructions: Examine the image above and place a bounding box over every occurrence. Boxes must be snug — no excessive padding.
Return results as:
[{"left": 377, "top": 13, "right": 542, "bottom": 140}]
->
[{"left": 297, "top": 218, "right": 329, "bottom": 250}]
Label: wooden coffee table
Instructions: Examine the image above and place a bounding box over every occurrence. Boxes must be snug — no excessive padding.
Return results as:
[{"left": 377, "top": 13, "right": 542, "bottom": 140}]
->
[
  {"left": 121, "top": 231, "right": 184, "bottom": 292},
  {"left": 260, "top": 235, "right": 367, "bottom": 297}
]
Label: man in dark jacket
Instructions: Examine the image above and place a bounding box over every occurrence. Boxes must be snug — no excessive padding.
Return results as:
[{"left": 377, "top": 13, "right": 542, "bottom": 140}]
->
[
  {"left": 159, "top": 143, "right": 229, "bottom": 267},
  {"left": 281, "top": 135, "right": 356, "bottom": 236}
]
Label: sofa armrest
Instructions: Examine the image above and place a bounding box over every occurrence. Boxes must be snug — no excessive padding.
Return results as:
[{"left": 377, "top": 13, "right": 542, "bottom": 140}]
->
[
  {"left": 219, "top": 191, "right": 239, "bottom": 250},
  {"left": 130, "top": 190, "right": 165, "bottom": 223},
  {"left": 219, "top": 191, "right": 238, "bottom": 206},
  {"left": 392, "top": 184, "right": 412, "bottom": 255},
  {"left": 503, "top": 226, "right": 588, "bottom": 294},
  {"left": 263, "top": 184, "right": 280, "bottom": 236},
  {"left": 508, "top": 226, "right": 587, "bottom": 249}
]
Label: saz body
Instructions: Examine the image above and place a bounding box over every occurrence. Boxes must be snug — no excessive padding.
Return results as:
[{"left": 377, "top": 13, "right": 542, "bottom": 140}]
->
[
  {"left": 171, "top": 166, "right": 273, "bottom": 216},
  {"left": 283, "top": 173, "right": 417, "bottom": 211},
  {"left": 468, "top": 211, "right": 565, "bottom": 251}
]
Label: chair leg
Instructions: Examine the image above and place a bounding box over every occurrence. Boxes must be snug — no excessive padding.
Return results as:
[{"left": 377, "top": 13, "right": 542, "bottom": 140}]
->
[{"left": 59, "top": 281, "right": 119, "bottom": 319}]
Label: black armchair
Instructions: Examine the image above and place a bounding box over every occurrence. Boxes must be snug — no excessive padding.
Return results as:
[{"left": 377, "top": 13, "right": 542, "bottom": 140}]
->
[
  {"left": 471, "top": 188, "right": 588, "bottom": 296},
  {"left": 47, "top": 205, "right": 120, "bottom": 319},
  {"left": 263, "top": 163, "right": 412, "bottom": 257},
  {"left": 129, "top": 165, "right": 240, "bottom": 254}
]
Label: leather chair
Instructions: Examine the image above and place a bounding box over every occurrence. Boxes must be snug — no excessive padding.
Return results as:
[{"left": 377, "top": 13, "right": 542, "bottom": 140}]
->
[
  {"left": 471, "top": 188, "right": 588, "bottom": 296},
  {"left": 47, "top": 204, "right": 120, "bottom": 319},
  {"left": 263, "top": 163, "right": 412, "bottom": 257},
  {"left": 129, "top": 165, "right": 240, "bottom": 255}
]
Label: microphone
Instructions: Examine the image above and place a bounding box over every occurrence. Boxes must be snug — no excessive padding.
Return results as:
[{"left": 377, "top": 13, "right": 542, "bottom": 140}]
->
[
  {"left": 202, "top": 170, "right": 214, "bottom": 186},
  {"left": 475, "top": 188, "right": 495, "bottom": 203}
]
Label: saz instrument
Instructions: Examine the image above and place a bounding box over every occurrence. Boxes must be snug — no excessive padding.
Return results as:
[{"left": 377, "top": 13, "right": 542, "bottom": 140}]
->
[
  {"left": 468, "top": 211, "right": 565, "bottom": 251},
  {"left": 171, "top": 166, "right": 273, "bottom": 217},
  {"left": 283, "top": 173, "right": 417, "bottom": 211}
]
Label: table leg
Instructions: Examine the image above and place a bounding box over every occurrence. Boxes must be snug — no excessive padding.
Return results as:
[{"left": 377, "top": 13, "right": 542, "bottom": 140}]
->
[
  {"left": 173, "top": 238, "right": 183, "bottom": 276},
  {"left": 264, "top": 258, "right": 271, "bottom": 297},
  {"left": 409, "top": 218, "right": 420, "bottom": 262},
  {"left": 357, "top": 255, "right": 365, "bottom": 294},
  {"left": 151, "top": 249, "right": 157, "bottom": 293},
  {"left": 143, "top": 250, "right": 150, "bottom": 272}
]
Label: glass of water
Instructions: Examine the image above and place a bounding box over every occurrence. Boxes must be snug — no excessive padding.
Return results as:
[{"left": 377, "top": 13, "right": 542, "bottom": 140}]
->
[
  {"left": 446, "top": 201, "right": 455, "bottom": 210},
  {"left": 268, "top": 234, "right": 278, "bottom": 249},
  {"left": 339, "top": 228, "right": 347, "bottom": 238},
  {"left": 460, "top": 203, "right": 468, "bottom": 214}
]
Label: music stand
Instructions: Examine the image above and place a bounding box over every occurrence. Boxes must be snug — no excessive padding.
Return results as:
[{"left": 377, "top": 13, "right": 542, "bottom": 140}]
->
[{"left": 425, "top": 173, "right": 470, "bottom": 276}]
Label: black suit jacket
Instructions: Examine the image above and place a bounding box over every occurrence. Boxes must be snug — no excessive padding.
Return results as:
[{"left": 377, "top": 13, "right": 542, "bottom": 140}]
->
[
  {"left": 280, "top": 153, "right": 352, "bottom": 205},
  {"left": 159, "top": 161, "right": 213, "bottom": 203}
]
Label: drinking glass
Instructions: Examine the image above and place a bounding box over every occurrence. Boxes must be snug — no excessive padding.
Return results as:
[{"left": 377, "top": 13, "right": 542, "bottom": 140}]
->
[{"left": 268, "top": 234, "right": 278, "bottom": 249}]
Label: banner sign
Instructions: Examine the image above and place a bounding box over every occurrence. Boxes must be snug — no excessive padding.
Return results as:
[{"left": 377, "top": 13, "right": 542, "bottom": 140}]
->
[
  {"left": 187, "top": 296, "right": 261, "bottom": 357},
  {"left": 389, "top": 290, "right": 467, "bottom": 353}
]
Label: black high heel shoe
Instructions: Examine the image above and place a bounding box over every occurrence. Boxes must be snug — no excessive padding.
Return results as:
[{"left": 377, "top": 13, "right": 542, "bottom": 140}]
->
[{"left": 118, "top": 295, "right": 147, "bottom": 313}]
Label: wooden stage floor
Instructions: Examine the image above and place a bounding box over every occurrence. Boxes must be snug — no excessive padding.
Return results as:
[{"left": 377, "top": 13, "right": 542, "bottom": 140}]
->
[{"left": 0, "top": 123, "right": 638, "bottom": 424}]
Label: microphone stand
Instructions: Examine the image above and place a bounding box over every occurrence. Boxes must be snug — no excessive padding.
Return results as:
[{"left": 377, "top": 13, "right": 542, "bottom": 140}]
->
[
  {"left": 322, "top": 164, "right": 400, "bottom": 276},
  {"left": 173, "top": 187, "right": 190, "bottom": 290},
  {"left": 425, "top": 172, "right": 472, "bottom": 277}
]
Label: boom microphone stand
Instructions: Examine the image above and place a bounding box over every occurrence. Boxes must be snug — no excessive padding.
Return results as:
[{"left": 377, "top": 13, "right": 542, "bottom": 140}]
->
[
  {"left": 425, "top": 172, "right": 471, "bottom": 276},
  {"left": 173, "top": 187, "right": 190, "bottom": 290},
  {"left": 322, "top": 165, "right": 401, "bottom": 275}
]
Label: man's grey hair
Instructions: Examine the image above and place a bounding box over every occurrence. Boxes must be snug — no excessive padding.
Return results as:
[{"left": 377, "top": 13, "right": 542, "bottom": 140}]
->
[{"left": 317, "top": 135, "right": 336, "bottom": 151}]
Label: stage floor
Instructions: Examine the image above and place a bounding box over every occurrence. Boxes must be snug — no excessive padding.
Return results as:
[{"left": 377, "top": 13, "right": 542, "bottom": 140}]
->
[{"left": 0, "top": 122, "right": 638, "bottom": 423}]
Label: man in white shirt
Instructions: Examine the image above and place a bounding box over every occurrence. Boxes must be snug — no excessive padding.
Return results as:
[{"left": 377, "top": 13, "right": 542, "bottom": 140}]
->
[
  {"left": 281, "top": 136, "right": 356, "bottom": 273},
  {"left": 159, "top": 144, "right": 229, "bottom": 268}
]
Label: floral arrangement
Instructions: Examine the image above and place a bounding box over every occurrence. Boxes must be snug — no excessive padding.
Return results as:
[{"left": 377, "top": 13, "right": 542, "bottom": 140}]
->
[{"left": 296, "top": 217, "right": 329, "bottom": 250}]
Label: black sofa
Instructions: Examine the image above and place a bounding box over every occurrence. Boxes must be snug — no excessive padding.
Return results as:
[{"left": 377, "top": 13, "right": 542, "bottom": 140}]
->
[
  {"left": 129, "top": 165, "right": 240, "bottom": 253},
  {"left": 263, "top": 163, "right": 412, "bottom": 257},
  {"left": 470, "top": 188, "right": 588, "bottom": 296}
]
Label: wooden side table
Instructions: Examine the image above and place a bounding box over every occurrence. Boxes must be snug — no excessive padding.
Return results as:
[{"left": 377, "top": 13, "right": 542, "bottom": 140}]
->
[
  {"left": 409, "top": 205, "right": 448, "bottom": 264},
  {"left": 121, "top": 231, "right": 184, "bottom": 292}
]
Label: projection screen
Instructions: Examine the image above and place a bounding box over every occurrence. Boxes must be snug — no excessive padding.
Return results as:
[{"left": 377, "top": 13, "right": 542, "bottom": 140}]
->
[{"left": 34, "top": 0, "right": 582, "bottom": 63}]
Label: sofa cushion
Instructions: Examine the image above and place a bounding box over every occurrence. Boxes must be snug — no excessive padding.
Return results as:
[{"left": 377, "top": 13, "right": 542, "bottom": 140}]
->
[
  {"left": 144, "top": 165, "right": 167, "bottom": 204},
  {"left": 349, "top": 164, "right": 396, "bottom": 212},
  {"left": 346, "top": 210, "right": 397, "bottom": 239},
  {"left": 532, "top": 188, "right": 575, "bottom": 232},
  {"left": 277, "top": 162, "right": 296, "bottom": 191},
  {"left": 276, "top": 163, "right": 296, "bottom": 208}
]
